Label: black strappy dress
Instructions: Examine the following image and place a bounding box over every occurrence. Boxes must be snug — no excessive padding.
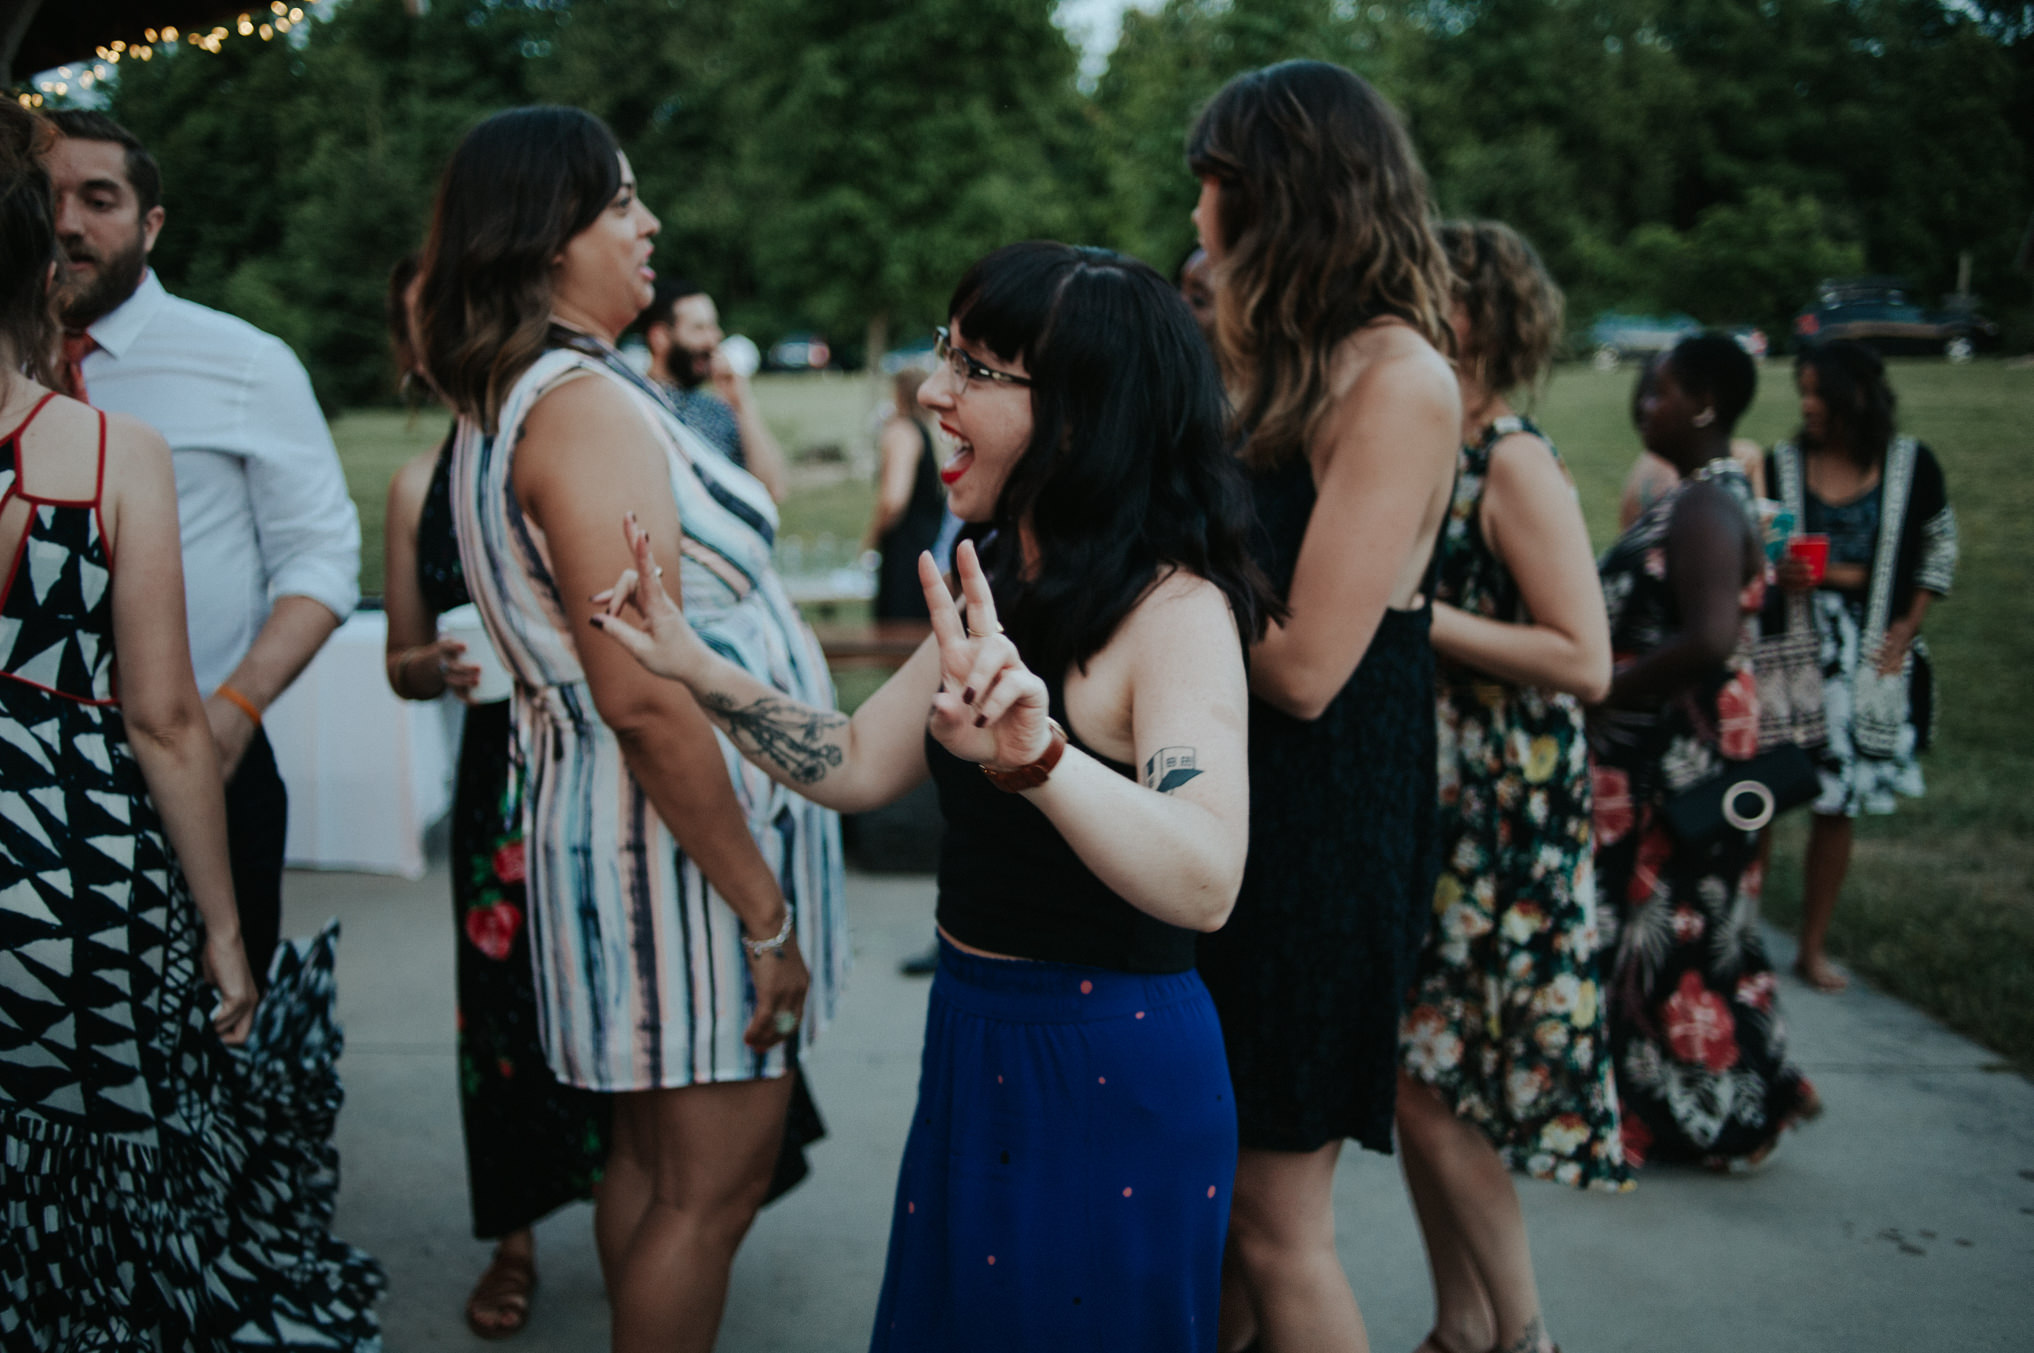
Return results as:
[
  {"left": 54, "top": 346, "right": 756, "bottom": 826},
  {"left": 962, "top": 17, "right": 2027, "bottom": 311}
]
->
[{"left": 1198, "top": 452, "right": 1442, "bottom": 1154}]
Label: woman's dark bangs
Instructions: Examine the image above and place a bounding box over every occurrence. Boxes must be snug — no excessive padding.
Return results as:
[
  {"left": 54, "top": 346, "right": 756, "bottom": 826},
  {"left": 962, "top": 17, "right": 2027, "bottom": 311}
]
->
[{"left": 947, "top": 246, "right": 1062, "bottom": 367}]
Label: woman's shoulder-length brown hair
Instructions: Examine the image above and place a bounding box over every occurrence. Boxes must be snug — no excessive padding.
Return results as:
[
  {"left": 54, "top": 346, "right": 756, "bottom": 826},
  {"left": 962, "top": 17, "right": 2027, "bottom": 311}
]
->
[
  {"left": 1187, "top": 61, "right": 1454, "bottom": 471},
  {"left": 416, "top": 106, "right": 621, "bottom": 433},
  {"left": 1439, "top": 219, "right": 1564, "bottom": 400}
]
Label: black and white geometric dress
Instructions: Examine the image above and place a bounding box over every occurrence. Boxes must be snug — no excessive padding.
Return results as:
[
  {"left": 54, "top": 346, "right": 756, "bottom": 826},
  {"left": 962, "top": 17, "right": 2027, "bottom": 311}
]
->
[{"left": 0, "top": 393, "right": 385, "bottom": 1349}]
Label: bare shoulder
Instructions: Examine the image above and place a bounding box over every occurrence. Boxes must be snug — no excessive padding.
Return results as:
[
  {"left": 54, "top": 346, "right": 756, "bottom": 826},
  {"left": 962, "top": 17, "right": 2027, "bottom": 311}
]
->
[
  {"left": 1333, "top": 321, "right": 1457, "bottom": 410},
  {"left": 1485, "top": 426, "right": 1567, "bottom": 491},
  {"left": 101, "top": 409, "right": 173, "bottom": 476},
  {"left": 387, "top": 443, "right": 440, "bottom": 512},
  {"left": 1120, "top": 569, "right": 1242, "bottom": 653},
  {"left": 522, "top": 369, "right": 647, "bottom": 448}
]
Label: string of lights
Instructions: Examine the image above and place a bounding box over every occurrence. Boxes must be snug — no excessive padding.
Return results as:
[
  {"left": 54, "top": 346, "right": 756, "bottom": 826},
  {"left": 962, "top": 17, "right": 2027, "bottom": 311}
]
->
[{"left": 15, "top": 3, "right": 309, "bottom": 107}]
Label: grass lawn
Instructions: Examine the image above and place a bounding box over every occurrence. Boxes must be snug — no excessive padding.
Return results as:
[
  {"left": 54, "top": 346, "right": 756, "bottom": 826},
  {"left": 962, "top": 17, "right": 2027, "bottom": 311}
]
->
[{"left": 333, "top": 358, "right": 2033, "bottom": 1067}]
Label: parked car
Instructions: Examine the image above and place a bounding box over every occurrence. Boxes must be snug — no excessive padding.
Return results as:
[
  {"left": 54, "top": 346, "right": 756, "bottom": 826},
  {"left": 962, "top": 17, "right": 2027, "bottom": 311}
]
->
[
  {"left": 879, "top": 336, "right": 937, "bottom": 375},
  {"left": 1587, "top": 312, "right": 1702, "bottom": 369},
  {"left": 1794, "top": 278, "right": 1998, "bottom": 362},
  {"left": 766, "top": 332, "right": 832, "bottom": 371}
]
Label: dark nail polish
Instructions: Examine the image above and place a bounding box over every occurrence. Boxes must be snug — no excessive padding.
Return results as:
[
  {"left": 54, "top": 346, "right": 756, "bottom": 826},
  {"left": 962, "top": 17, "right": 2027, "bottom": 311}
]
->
[
  {"left": 974, "top": 714, "right": 987, "bottom": 728},
  {"left": 961, "top": 687, "right": 975, "bottom": 704},
  {"left": 590, "top": 615, "right": 604, "bottom": 627}
]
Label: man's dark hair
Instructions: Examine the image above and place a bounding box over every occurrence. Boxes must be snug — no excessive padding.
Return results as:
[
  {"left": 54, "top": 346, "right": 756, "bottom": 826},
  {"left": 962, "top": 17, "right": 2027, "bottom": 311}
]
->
[
  {"left": 639, "top": 276, "right": 706, "bottom": 332},
  {"left": 46, "top": 110, "right": 161, "bottom": 215}
]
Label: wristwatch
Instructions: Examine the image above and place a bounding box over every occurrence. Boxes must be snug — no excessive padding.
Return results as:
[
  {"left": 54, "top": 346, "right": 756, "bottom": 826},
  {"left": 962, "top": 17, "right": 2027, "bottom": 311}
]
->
[{"left": 979, "top": 718, "right": 1068, "bottom": 793}]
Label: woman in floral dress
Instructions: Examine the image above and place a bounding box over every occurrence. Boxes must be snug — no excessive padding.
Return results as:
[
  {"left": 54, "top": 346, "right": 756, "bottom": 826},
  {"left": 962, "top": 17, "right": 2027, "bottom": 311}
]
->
[
  {"left": 1591, "top": 334, "right": 1818, "bottom": 1168},
  {"left": 1397, "top": 221, "right": 1624, "bottom": 1353}
]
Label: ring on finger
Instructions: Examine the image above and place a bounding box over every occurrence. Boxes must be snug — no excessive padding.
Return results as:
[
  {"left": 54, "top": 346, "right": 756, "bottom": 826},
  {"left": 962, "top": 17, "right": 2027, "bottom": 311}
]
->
[
  {"left": 966, "top": 623, "right": 1003, "bottom": 639},
  {"left": 772, "top": 1009, "right": 800, "bottom": 1036}
]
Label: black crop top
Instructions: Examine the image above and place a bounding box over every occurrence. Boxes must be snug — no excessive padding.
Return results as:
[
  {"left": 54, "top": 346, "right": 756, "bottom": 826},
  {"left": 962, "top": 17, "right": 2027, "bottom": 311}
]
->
[{"left": 925, "top": 660, "right": 1197, "bottom": 974}]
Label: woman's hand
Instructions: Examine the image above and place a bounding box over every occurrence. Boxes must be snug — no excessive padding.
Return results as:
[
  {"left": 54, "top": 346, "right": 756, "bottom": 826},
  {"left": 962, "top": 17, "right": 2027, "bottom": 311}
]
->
[
  {"left": 742, "top": 928, "right": 812, "bottom": 1053},
  {"left": 920, "top": 541, "right": 1051, "bottom": 771},
  {"left": 202, "top": 928, "right": 258, "bottom": 1045},
  {"left": 394, "top": 637, "right": 482, "bottom": 699},
  {"left": 1877, "top": 616, "right": 1918, "bottom": 675},
  {"left": 1776, "top": 554, "right": 1818, "bottom": 593},
  {"left": 588, "top": 512, "right": 708, "bottom": 683}
]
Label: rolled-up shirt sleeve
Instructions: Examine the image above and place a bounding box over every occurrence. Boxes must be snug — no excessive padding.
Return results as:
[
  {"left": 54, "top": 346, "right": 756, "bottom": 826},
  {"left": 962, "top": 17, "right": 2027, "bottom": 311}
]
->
[{"left": 237, "top": 337, "right": 361, "bottom": 622}]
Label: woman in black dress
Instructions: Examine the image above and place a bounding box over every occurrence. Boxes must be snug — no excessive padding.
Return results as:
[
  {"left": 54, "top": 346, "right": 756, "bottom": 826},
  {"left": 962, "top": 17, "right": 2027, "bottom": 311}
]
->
[
  {"left": 1186, "top": 62, "right": 1461, "bottom": 1352},
  {"left": 379, "top": 259, "right": 608, "bottom": 1338},
  {"left": 864, "top": 364, "right": 947, "bottom": 622}
]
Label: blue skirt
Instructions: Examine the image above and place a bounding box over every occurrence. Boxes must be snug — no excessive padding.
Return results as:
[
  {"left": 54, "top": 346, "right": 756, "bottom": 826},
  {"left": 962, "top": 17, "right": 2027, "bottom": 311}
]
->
[{"left": 869, "top": 939, "right": 1237, "bottom": 1352}]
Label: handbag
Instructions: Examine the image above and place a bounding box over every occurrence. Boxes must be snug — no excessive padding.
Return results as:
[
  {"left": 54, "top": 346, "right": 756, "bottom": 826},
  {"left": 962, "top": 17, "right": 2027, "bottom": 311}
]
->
[
  {"left": 1663, "top": 744, "right": 1821, "bottom": 844},
  {"left": 1756, "top": 445, "right": 1827, "bottom": 750},
  {"left": 1851, "top": 437, "right": 1919, "bottom": 761}
]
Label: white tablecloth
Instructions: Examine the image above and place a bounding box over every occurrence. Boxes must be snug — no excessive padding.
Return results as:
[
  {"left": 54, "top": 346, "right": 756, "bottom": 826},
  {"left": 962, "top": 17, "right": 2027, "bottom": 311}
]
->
[{"left": 265, "top": 609, "right": 462, "bottom": 878}]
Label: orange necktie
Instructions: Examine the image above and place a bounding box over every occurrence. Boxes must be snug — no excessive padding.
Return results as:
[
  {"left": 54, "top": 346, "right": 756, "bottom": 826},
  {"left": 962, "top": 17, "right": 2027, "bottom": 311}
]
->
[{"left": 60, "top": 332, "right": 97, "bottom": 403}]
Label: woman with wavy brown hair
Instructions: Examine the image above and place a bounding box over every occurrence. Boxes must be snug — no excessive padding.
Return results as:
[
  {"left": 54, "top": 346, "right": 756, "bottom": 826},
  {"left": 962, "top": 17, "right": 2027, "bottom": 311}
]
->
[
  {"left": 1396, "top": 221, "right": 1624, "bottom": 1353},
  {"left": 414, "top": 106, "right": 843, "bottom": 1353},
  {"left": 1187, "top": 61, "right": 1461, "bottom": 1352}
]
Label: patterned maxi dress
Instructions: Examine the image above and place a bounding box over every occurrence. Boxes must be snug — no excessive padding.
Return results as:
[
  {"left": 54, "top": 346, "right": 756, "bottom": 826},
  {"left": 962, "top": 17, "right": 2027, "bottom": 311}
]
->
[
  {"left": 416, "top": 440, "right": 608, "bottom": 1238},
  {"left": 0, "top": 395, "right": 384, "bottom": 1348},
  {"left": 1590, "top": 461, "right": 1812, "bottom": 1167},
  {"left": 450, "top": 342, "right": 846, "bottom": 1092},
  {"left": 1399, "top": 419, "right": 1629, "bottom": 1191}
]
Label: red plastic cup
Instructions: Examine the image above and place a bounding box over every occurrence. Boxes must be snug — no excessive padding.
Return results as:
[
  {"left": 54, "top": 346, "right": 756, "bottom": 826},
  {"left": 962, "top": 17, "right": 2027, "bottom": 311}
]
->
[{"left": 1787, "top": 533, "right": 1830, "bottom": 584}]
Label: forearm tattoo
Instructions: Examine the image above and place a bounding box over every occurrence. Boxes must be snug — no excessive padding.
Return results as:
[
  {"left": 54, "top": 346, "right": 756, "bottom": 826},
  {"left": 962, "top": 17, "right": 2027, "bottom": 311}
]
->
[
  {"left": 698, "top": 692, "right": 847, "bottom": 785},
  {"left": 1143, "top": 746, "right": 1204, "bottom": 794}
]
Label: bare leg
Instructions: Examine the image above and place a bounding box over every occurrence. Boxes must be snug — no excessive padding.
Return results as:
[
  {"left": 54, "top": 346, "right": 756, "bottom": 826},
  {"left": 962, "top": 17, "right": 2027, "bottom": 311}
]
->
[
  {"left": 1217, "top": 1229, "right": 1262, "bottom": 1353},
  {"left": 1396, "top": 1074, "right": 1553, "bottom": 1353},
  {"left": 608, "top": 1075, "right": 794, "bottom": 1353},
  {"left": 594, "top": 1094, "right": 653, "bottom": 1294},
  {"left": 1796, "top": 812, "right": 1853, "bottom": 991},
  {"left": 1222, "top": 1142, "right": 1367, "bottom": 1353}
]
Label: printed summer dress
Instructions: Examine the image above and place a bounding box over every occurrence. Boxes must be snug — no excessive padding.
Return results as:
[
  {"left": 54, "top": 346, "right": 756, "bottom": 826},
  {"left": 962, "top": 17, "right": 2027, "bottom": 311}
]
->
[
  {"left": 450, "top": 341, "right": 846, "bottom": 1093},
  {"left": 1399, "top": 418, "right": 1629, "bottom": 1191},
  {"left": 1589, "top": 461, "right": 1812, "bottom": 1167},
  {"left": 0, "top": 394, "right": 384, "bottom": 1348}
]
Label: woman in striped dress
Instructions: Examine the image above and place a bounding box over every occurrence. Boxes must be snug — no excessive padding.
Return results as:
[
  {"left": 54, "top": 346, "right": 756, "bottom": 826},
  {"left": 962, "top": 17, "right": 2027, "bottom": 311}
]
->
[{"left": 414, "top": 107, "right": 845, "bottom": 1352}]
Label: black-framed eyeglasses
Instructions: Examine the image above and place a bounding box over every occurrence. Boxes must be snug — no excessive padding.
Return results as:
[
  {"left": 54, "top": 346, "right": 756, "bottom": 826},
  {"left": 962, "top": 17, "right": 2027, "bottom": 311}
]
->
[{"left": 934, "top": 326, "right": 1032, "bottom": 391}]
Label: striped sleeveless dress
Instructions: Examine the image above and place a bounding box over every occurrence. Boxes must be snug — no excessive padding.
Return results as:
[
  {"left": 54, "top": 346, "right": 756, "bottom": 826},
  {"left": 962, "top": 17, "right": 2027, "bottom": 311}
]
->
[{"left": 450, "top": 342, "right": 846, "bottom": 1092}]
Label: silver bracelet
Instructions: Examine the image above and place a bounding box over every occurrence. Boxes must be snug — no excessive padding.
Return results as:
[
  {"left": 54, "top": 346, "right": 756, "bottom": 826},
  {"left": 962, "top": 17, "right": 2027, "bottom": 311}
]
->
[{"left": 742, "top": 911, "right": 794, "bottom": 961}]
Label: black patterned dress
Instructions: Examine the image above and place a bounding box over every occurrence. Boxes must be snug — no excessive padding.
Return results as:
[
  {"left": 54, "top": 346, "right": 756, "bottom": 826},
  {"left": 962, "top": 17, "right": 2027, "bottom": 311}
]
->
[
  {"left": 1400, "top": 419, "right": 1629, "bottom": 1191},
  {"left": 1589, "top": 461, "right": 1812, "bottom": 1167},
  {"left": 1199, "top": 452, "right": 1441, "bottom": 1154},
  {"left": 416, "top": 441, "right": 609, "bottom": 1239},
  {"left": 0, "top": 394, "right": 384, "bottom": 1347}
]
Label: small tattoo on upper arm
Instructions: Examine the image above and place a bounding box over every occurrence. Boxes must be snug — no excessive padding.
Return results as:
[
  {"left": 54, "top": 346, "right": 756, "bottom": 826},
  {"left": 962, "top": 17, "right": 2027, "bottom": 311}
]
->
[
  {"left": 698, "top": 692, "right": 846, "bottom": 785},
  {"left": 1143, "top": 746, "right": 1203, "bottom": 794}
]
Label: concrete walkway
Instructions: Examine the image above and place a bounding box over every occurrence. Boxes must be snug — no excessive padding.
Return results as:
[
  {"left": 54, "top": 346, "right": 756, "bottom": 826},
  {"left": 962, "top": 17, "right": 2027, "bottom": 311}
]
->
[{"left": 290, "top": 864, "right": 2033, "bottom": 1352}]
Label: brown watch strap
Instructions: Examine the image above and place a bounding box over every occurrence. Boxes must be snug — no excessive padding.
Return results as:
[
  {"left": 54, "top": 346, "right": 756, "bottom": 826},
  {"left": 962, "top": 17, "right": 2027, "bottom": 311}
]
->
[{"left": 979, "top": 718, "right": 1068, "bottom": 793}]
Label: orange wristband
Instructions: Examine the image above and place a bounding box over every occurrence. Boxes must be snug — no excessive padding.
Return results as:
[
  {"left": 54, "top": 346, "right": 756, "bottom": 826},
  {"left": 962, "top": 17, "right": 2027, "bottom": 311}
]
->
[{"left": 215, "top": 682, "right": 262, "bottom": 728}]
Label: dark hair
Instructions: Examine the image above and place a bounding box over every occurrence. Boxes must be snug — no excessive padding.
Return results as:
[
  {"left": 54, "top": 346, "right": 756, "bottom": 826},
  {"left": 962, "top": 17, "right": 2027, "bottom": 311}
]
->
[
  {"left": 1665, "top": 333, "right": 1757, "bottom": 435},
  {"left": 385, "top": 253, "right": 421, "bottom": 396},
  {"left": 1795, "top": 339, "right": 1895, "bottom": 466},
  {"left": 639, "top": 276, "right": 706, "bottom": 332},
  {"left": 1629, "top": 353, "right": 1660, "bottom": 432},
  {"left": 1438, "top": 220, "right": 1563, "bottom": 397},
  {"left": 1187, "top": 61, "right": 1453, "bottom": 470},
  {"left": 416, "top": 107, "right": 622, "bottom": 431},
  {"left": 0, "top": 104, "right": 62, "bottom": 395},
  {"left": 948, "top": 241, "right": 1278, "bottom": 679},
  {"left": 45, "top": 109, "right": 161, "bottom": 215}
]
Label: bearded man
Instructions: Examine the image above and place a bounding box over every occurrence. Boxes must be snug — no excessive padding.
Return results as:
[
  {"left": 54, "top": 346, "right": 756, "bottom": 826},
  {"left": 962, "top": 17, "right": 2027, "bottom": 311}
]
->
[
  {"left": 47, "top": 110, "right": 360, "bottom": 986},
  {"left": 639, "top": 277, "right": 788, "bottom": 502}
]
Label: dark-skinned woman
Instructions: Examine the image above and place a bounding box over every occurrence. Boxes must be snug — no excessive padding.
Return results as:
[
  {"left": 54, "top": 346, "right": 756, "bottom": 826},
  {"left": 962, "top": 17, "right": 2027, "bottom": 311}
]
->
[{"left": 1591, "top": 333, "right": 1819, "bottom": 1170}]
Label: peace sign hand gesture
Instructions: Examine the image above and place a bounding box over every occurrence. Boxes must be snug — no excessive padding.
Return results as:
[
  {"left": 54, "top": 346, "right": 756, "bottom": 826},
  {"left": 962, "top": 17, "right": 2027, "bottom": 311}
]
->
[{"left": 920, "top": 540, "right": 1053, "bottom": 773}]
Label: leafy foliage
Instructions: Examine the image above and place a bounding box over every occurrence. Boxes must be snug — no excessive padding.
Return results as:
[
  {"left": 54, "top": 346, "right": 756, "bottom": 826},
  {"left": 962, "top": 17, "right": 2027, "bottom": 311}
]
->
[{"left": 86, "top": 0, "right": 2032, "bottom": 404}]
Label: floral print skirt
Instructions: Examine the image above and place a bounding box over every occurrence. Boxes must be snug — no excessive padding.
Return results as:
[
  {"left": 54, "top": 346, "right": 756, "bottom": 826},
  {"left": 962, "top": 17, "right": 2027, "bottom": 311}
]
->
[
  {"left": 1401, "top": 683, "right": 1630, "bottom": 1191},
  {"left": 452, "top": 701, "right": 609, "bottom": 1239}
]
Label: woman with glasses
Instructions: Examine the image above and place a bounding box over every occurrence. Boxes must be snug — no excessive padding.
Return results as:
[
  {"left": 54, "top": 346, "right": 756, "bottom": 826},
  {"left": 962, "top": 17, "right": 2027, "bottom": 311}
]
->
[
  {"left": 1186, "top": 61, "right": 1461, "bottom": 1351},
  {"left": 594, "top": 241, "right": 1274, "bottom": 1351}
]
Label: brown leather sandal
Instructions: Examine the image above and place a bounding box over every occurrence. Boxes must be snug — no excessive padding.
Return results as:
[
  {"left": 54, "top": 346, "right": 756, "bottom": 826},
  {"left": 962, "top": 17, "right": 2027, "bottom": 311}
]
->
[{"left": 465, "top": 1247, "right": 537, "bottom": 1340}]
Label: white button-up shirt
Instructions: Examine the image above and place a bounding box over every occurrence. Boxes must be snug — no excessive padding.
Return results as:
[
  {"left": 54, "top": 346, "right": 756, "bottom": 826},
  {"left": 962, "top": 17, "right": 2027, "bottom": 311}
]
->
[{"left": 80, "top": 270, "right": 360, "bottom": 693}]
